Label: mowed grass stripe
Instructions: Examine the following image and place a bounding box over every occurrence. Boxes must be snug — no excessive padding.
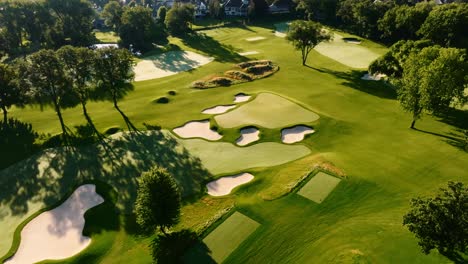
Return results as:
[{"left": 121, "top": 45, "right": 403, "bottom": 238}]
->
[
  {"left": 203, "top": 212, "right": 260, "bottom": 263},
  {"left": 215, "top": 93, "right": 319, "bottom": 129},
  {"left": 297, "top": 172, "right": 341, "bottom": 203}
]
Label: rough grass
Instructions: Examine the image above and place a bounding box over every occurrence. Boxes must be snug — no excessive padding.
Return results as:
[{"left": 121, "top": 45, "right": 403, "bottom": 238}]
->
[{"left": 215, "top": 93, "right": 320, "bottom": 128}]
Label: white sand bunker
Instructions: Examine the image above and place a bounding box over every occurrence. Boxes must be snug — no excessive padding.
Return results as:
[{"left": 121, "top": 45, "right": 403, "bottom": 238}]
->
[
  {"left": 238, "top": 51, "right": 259, "bottom": 56},
  {"left": 234, "top": 93, "right": 251, "bottom": 103},
  {"left": 134, "top": 51, "right": 214, "bottom": 82},
  {"left": 236, "top": 127, "right": 260, "bottom": 146},
  {"left": 5, "top": 184, "right": 104, "bottom": 264},
  {"left": 173, "top": 120, "right": 222, "bottom": 141},
  {"left": 281, "top": 125, "right": 315, "bottom": 144},
  {"left": 274, "top": 31, "right": 286, "bottom": 38},
  {"left": 207, "top": 173, "right": 254, "bottom": 196},
  {"left": 361, "top": 73, "right": 387, "bottom": 81},
  {"left": 202, "top": 105, "right": 237, "bottom": 114},
  {"left": 246, "top": 36, "right": 266, "bottom": 42}
]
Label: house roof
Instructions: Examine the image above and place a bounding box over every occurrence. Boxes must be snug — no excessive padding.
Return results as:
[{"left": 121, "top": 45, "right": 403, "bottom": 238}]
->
[{"left": 225, "top": 0, "right": 248, "bottom": 8}]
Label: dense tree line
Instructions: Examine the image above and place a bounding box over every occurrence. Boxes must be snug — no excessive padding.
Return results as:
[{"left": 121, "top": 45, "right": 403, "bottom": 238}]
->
[
  {"left": 0, "top": 46, "right": 135, "bottom": 141},
  {"left": 0, "top": 0, "right": 95, "bottom": 56}
]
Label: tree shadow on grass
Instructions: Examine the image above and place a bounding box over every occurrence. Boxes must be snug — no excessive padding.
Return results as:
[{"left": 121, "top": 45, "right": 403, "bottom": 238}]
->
[
  {"left": 182, "top": 33, "right": 246, "bottom": 63},
  {"left": 0, "top": 119, "right": 38, "bottom": 170},
  {"left": 0, "top": 130, "right": 211, "bottom": 221},
  {"left": 312, "top": 67, "right": 397, "bottom": 100}
]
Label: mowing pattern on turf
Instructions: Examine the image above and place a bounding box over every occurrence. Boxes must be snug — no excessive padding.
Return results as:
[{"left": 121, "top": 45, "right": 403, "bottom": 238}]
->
[
  {"left": 203, "top": 212, "right": 260, "bottom": 263},
  {"left": 297, "top": 172, "right": 341, "bottom": 203},
  {"left": 215, "top": 93, "right": 319, "bottom": 129}
]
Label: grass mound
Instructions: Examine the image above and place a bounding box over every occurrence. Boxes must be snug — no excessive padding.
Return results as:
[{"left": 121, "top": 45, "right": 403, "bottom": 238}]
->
[{"left": 191, "top": 60, "right": 279, "bottom": 89}]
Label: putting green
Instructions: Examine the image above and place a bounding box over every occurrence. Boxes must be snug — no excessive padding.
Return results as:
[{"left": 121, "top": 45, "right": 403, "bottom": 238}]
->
[
  {"left": 215, "top": 93, "right": 319, "bottom": 129},
  {"left": 314, "top": 33, "right": 380, "bottom": 69},
  {"left": 180, "top": 139, "right": 312, "bottom": 175},
  {"left": 297, "top": 172, "right": 341, "bottom": 203},
  {"left": 203, "top": 212, "right": 260, "bottom": 263}
]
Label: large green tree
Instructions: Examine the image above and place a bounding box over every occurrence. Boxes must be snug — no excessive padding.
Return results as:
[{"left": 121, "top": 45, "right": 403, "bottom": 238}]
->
[
  {"left": 378, "top": 2, "right": 434, "bottom": 43},
  {"left": 57, "top": 46, "right": 99, "bottom": 135},
  {"left": 286, "top": 20, "right": 332, "bottom": 66},
  {"left": 119, "top": 6, "right": 166, "bottom": 52},
  {"left": 135, "top": 167, "right": 181, "bottom": 234},
  {"left": 403, "top": 181, "right": 468, "bottom": 257},
  {"left": 417, "top": 3, "right": 468, "bottom": 48},
  {"left": 397, "top": 46, "right": 467, "bottom": 128},
  {"left": 45, "top": 0, "right": 96, "bottom": 47},
  {"left": 21, "top": 49, "right": 75, "bottom": 138},
  {"left": 165, "top": 4, "right": 195, "bottom": 35},
  {"left": 102, "top": 0, "right": 124, "bottom": 31},
  {"left": 0, "top": 63, "right": 24, "bottom": 123}
]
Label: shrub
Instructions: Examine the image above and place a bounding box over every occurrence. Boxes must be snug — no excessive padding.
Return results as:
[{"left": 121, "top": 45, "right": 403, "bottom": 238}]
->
[
  {"left": 209, "top": 77, "right": 233, "bottom": 86},
  {"left": 104, "top": 126, "right": 121, "bottom": 135},
  {"left": 143, "top": 122, "right": 162, "bottom": 131},
  {"left": 245, "top": 64, "right": 274, "bottom": 75},
  {"left": 168, "top": 90, "right": 177, "bottom": 96},
  {"left": 237, "top": 60, "right": 272, "bottom": 69},
  {"left": 225, "top": 70, "right": 253, "bottom": 81}
]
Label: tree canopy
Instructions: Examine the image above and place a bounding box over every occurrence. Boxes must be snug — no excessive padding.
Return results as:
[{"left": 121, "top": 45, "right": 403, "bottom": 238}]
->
[
  {"left": 165, "top": 4, "right": 195, "bottom": 35},
  {"left": 286, "top": 20, "right": 332, "bottom": 65},
  {"left": 0, "top": 63, "right": 24, "bottom": 123},
  {"left": 135, "top": 166, "right": 182, "bottom": 234},
  {"left": 403, "top": 181, "right": 468, "bottom": 256},
  {"left": 397, "top": 46, "right": 468, "bottom": 128}
]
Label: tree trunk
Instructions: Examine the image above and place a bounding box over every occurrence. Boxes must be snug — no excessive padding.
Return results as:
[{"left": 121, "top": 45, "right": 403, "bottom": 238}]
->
[
  {"left": 159, "top": 226, "right": 167, "bottom": 235},
  {"left": 2, "top": 105, "right": 7, "bottom": 124},
  {"left": 410, "top": 119, "right": 416, "bottom": 129},
  {"left": 53, "top": 100, "right": 67, "bottom": 139}
]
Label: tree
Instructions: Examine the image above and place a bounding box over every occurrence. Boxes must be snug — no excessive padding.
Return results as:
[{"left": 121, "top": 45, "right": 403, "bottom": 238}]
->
[
  {"left": 397, "top": 46, "right": 468, "bottom": 128},
  {"left": 417, "top": 3, "right": 468, "bottom": 48},
  {"left": 21, "top": 49, "right": 75, "bottom": 138},
  {"left": 45, "top": 0, "right": 96, "bottom": 47},
  {"left": 119, "top": 6, "right": 166, "bottom": 52},
  {"left": 378, "top": 2, "right": 434, "bottom": 43},
  {"left": 102, "top": 0, "right": 124, "bottom": 31},
  {"left": 157, "top": 6, "right": 167, "bottom": 24},
  {"left": 94, "top": 47, "right": 135, "bottom": 129},
  {"left": 135, "top": 167, "right": 181, "bottom": 234},
  {"left": 286, "top": 20, "right": 332, "bottom": 66},
  {"left": 208, "top": 0, "right": 222, "bottom": 19},
  {"left": 151, "top": 230, "right": 199, "bottom": 263},
  {"left": 165, "top": 4, "right": 195, "bottom": 35},
  {"left": 369, "top": 39, "right": 433, "bottom": 77},
  {"left": 57, "top": 46, "right": 99, "bottom": 135},
  {"left": 0, "top": 63, "right": 24, "bottom": 123},
  {"left": 403, "top": 181, "right": 468, "bottom": 257}
]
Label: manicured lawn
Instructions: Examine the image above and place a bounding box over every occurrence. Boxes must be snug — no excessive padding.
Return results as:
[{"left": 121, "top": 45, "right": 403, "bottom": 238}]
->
[
  {"left": 215, "top": 93, "right": 320, "bottom": 129},
  {"left": 2, "top": 20, "right": 467, "bottom": 264},
  {"left": 182, "top": 139, "right": 312, "bottom": 174},
  {"left": 297, "top": 172, "right": 342, "bottom": 203},
  {"left": 202, "top": 212, "right": 260, "bottom": 263}
]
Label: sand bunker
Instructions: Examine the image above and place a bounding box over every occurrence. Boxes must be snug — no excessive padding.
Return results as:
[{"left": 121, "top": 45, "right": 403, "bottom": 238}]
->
[
  {"left": 246, "top": 37, "right": 266, "bottom": 42},
  {"left": 202, "top": 105, "right": 237, "bottom": 114},
  {"left": 134, "top": 51, "right": 213, "bottom": 82},
  {"left": 5, "top": 184, "right": 104, "bottom": 264},
  {"left": 234, "top": 93, "right": 251, "bottom": 103},
  {"left": 238, "top": 51, "right": 259, "bottom": 56},
  {"left": 281, "top": 125, "right": 315, "bottom": 144},
  {"left": 274, "top": 32, "right": 286, "bottom": 38},
  {"left": 207, "top": 173, "right": 254, "bottom": 196},
  {"left": 361, "top": 73, "right": 387, "bottom": 81},
  {"left": 173, "top": 120, "right": 222, "bottom": 141},
  {"left": 236, "top": 127, "right": 260, "bottom": 146}
]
